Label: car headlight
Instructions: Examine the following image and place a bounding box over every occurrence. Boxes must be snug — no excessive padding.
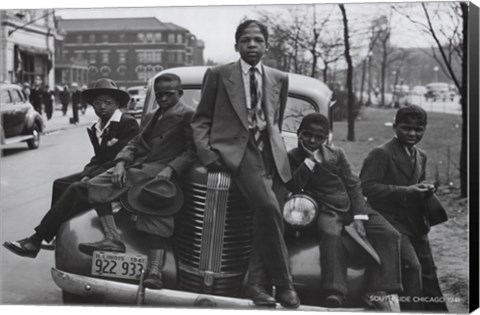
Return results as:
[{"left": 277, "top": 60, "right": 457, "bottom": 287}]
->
[{"left": 283, "top": 194, "right": 318, "bottom": 228}]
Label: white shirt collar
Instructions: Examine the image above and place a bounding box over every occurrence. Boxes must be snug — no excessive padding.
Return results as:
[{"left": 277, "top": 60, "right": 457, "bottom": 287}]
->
[
  {"left": 240, "top": 59, "right": 263, "bottom": 75},
  {"left": 94, "top": 109, "right": 122, "bottom": 134}
]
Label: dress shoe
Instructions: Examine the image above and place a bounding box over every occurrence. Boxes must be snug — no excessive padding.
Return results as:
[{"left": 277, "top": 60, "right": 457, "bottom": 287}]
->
[
  {"left": 323, "top": 293, "right": 345, "bottom": 308},
  {"left": 244, "top": 284, "right": 276, "bottom": 307},
  {"left": 78, "top": 239, "right": 126, "bottom": 255},
  {"left": 143, "top": 272, "right": 163, "bottom": 289},
  {"left": 276, "top": 285, "right": 300, "bottom": 309},
  {"left": 3, "top": 238, "right": 40, "bottom": 258}
]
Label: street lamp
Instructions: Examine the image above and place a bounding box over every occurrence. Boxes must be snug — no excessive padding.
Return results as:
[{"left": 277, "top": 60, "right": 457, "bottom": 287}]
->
[{"left": 433, "top": 66, "right": 439, "bottom": 82}]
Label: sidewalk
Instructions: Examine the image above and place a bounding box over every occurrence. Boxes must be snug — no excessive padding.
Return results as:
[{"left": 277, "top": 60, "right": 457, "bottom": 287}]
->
[{"left": 42, "top": 107, "right": 98, "bottom": 134}]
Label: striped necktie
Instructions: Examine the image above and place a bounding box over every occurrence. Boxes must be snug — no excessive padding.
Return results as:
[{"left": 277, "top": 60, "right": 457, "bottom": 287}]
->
[{"left": 249, "top": 67, "right": 264, "bottom": 151}]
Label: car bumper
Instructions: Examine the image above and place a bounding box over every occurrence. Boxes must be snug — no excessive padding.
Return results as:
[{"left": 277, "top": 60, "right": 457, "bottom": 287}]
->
[{"left": 51, "top": 268, "right": 363, "bottom": 311}]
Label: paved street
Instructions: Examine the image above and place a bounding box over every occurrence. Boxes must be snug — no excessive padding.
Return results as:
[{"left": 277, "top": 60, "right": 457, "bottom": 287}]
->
[{"left": 0, "top": 118, "right": 95, "bottom": 305}]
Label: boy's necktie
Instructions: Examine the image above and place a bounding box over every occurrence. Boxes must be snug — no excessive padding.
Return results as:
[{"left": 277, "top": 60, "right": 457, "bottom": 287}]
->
[{"left": 249, "top": 67, "right": 265, "bottom": 151}]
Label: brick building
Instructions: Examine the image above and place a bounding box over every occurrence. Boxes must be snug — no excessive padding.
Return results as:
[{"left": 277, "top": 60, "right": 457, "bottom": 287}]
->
[{"left": 56, "top": 17, "right": 205, "bottom": 89}]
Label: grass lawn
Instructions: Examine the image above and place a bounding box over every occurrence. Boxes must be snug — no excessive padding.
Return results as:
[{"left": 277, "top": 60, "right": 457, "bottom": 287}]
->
[{"left": 332, "top": 106, "right": 468, "bottom": 313}]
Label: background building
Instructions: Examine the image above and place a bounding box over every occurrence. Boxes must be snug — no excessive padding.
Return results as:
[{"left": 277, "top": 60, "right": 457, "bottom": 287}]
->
[
  {"left": 56, "top": 17, "right": 205, "bottom": 89},
  {"left": 0, "top": 9, "right": 59, "bottom": 88}
]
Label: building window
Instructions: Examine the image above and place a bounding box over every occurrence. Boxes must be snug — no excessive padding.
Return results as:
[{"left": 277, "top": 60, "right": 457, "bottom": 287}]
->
[
  {"left": 118, "top": 52, "right": 126, "bottom": 64},
  {"left": 89, "top": 66, "right": 98, "bottom": 73},
  {"left": 154, "top": 51, "right": 162, "bottom": 62},
  {"left": 117, "top": 65, "right": 127, "bottom": 76},
  {"left": 100, "top": 66, "right": 111, "bottom": 76},
  {"left": 119, "top": 33, "right": 126, "bottom": 42},
  {"left": 102, "top": 34, "right": 109, "bottom": 43},
  {"left": 136, "top": 52, "right": 144, "bottom": 63},
  {"left": 154, "top": 65, "right": 163, "bottom": 72},
  {"left": 89, "top": 34, "right": 96, "bottom": 43},
  {"left": 177, "top": 51, "right": 184, "bottom": 63},
  {"left": 138, "top": 33, "right": 145, "bottom": 42},
  {"left": 167, "top": 52, "right": 175, "bottom": 62},
  {"left": 146, "top": 33, "right": 153, "bottom": 43},
  {"left": 155, "top": 33, "right": 162, "bottom": 42},
  {"left": 75, "top": 52, "right": 84, "bottom": 61},
  {"left": 177, "top": 34, "right": 183, "bottom": 43},
  {"left": 76, "top": 35, "right": 83, "bottom": 43},
  {"left": 89, "top": 52, "right": 96, "bottom": 64},
  {"left": 168, "top": 33, "right": 175, "bottom": 43},
  {"left": 101, "top": 52, "right": 109, "bottom": 64}
]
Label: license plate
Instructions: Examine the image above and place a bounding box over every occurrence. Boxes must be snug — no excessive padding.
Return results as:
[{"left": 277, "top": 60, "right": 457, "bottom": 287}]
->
[{"left": 91, "top": 251, "right": 147, "bottom": 280}]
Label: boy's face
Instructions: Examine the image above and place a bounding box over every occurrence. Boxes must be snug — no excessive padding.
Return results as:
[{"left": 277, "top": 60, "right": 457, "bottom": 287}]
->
[
  {"left": 299, "top": 123, "right": 328, "bottom": 152},
  {"left": 154, "top": 80, "right": 182, "bottom": 110},
  {"left": 393, "top": 117, "right": 426, "bottom": 147},
  {"left": 92, "top": 95, "right": 119, "bottom": 121},
  {"left": 235, "top": 23, "right": 268, "bottom": 66}
]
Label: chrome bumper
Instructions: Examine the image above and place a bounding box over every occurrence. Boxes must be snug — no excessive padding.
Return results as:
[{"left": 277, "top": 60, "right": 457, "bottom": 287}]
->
[{"left": 51, "top": 268, "right": 363, "bottom": 311}]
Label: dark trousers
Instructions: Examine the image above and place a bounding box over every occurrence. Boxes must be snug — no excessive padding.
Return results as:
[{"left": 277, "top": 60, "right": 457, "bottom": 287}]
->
[
  {"left": 238, "top": 134, "right": 292, "bottom": 286},
  {"left": 35, "top": 181, "right": 91, "bottom": 242},
  {"left": 317, "top": 209, "right": 402, "bottom": 296},
  {"left": 61, "top": 103, "right": 68, "bottom": 116},
  {"left": 51, "top": 172, "right": 84, "bottom": 207},
  {"left": 45, "top": 101, "right": 53, "bottom": 120},
  {"left": 72, "top": 103, "right": 79, "bottom": 123},
  {"left": 400, "top": 233, "right": 448, "bottom": 311}
]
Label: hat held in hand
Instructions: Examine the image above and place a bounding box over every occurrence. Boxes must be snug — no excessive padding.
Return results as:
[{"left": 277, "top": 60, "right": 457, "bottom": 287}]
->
[{"left": 124, "top": 177, "right": 184, "bottom": 216}]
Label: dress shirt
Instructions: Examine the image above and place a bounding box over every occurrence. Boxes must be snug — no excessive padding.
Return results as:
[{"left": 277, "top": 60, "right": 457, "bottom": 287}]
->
[{"left": 94, "top": 109, "right": 122, "bottom": 144}]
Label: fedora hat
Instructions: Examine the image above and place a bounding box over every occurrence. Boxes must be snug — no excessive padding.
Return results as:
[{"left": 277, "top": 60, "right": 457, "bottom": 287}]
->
[
  {"left": 81, "top": 78, "right": 130, "bottom": 107},
  {"left": 122, "top": 177, "right": 184, "bottom": 216}
]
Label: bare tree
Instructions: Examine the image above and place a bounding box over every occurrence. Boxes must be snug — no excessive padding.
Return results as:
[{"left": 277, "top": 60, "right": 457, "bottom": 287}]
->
[
  {"left": 339, "top": 4, "right": 355, "bottom": 141},
  {"left": 393, "top": 2, "right": 467, "bottom": 196}
]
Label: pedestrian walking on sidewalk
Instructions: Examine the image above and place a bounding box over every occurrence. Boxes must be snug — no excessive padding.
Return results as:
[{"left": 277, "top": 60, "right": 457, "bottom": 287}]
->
[
  {"left": 59, "top": 85, "right": 70, "bottom": 116},
  {"left": 71, "top": 82, "right": 81, "bottom": 124}
]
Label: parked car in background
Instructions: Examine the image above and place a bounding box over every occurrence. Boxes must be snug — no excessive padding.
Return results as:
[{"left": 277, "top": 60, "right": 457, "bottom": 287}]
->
[
  {"left": 425, "top": 82, "right": 455, "bottom": 102},
  {"left": 411, "top": 85, "right": 427, "bottom": 96},
  {"left": 1, "top": 83, "right": 45, "bottom": 149},
  {"left": 125, "top": 85, "right": 147, "bottom": 118},
  {"left": 52, "top": 67, "right": 379, "bottom": 310}
]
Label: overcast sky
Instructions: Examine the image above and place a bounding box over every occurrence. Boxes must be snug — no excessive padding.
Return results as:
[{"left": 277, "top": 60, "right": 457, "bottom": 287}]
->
[{"left": 2, "top": 0, "right": 474, "bottom": 64}]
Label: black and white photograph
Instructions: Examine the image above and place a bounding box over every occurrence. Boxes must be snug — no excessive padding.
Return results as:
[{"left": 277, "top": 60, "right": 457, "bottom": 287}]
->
[{"left": 0, "top": 0, "right": 477, "bottom": 314}]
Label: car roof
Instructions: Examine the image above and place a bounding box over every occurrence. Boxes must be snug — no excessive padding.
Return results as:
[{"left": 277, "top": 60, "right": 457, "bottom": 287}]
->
[
  {"left": 152, "top": 66, "right": 332, "bottom": 109},
  {"left": 0, "top": 83, "right": 22, "bottom": 91}
]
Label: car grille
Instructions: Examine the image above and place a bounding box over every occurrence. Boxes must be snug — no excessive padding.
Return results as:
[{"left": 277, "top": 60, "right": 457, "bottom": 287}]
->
[{"left": 176, "top": 171, "right": 253, "bottom": 296}]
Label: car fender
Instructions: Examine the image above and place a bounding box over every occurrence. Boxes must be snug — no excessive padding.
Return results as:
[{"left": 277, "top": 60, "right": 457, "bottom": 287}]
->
[{"left": 24, "top": 109, "right": 45, "bottom": 133}]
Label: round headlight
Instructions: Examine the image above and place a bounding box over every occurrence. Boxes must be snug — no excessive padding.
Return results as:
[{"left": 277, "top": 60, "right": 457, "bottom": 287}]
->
[{"left": 283, "top": 194, "right": 318, "bottom": 228}]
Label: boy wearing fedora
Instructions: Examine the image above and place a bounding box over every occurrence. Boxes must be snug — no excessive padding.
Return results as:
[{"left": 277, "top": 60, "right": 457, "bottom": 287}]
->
[
  {"left": 3, "top": 78, "right": 139, "bottom": 257},
  {"left": 78, "top": 73, "right": 196, "bottom": 289},
  {"left": 286, "top": 113, "right": 402, "bottom": 310},
  {"left": 359, "top": 105, "right": 448, "bottom": 311}
]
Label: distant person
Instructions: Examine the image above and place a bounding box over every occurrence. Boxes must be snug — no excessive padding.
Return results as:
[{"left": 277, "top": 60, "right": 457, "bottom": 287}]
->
[
  {"left": 30, "top": 84, "right": 43, "bottom": 114},
  {"left": 43, "top": 85, "right": 55, "bottom": 120},
  {"left": 71, "top": 82, "right": 81, "bottom": 124},
  {"left": 360, "top": 105, "right": 448, "bottom": 312},
  {"left": 80, "top": 84, "right": 88, "bottom": 114},
  {"left": 2, "top": 78, "right": 139, "bottom": 258},
  {"left": 286, "top": 113, "right": 402, "bottom": 310},
  {"left": 190, "top": 19, "right": 299, "bottom": 308},
  {"left": 22, "top": 82, "right": 31, "bottom": 101},
  {"left": 59, "top": 85, "right": 70, "bottom": 116}
]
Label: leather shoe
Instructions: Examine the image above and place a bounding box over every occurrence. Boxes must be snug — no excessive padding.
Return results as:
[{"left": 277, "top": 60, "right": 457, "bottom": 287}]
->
[
  {"left": 324, "top": 293, "right": 345, "bottom": 308},
  {"left": 244, "top": 284, "right": 276, "bottom": 307},
  {"left": 276, "top": 285, "right": 300, "bottom": 309},
  {"left": 143, "top": 272, "right": 163, "bottom": 289},
  {"left": 78, "top": 239, "right": 126, "bottom": 255},
  {"left": 3, "top": 238, "right": 40, "bottom": 258}
]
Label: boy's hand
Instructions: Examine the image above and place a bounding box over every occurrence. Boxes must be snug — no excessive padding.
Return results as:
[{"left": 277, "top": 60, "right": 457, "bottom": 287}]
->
[
  {"left": 112, "top": 162, "right": 127, "bottom": 187},
  {"left": 156, "top": 166, "right": 173, "bottom": 180},
  {"left": 353, "top": 219, "right": 366, "bottom": 238},
  {"left": 406, "top": 183, "right": 434, "bottom": 198}
]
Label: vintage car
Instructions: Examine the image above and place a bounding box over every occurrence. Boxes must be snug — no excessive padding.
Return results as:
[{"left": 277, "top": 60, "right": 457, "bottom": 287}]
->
[
  {"left": 1, "top": 83, "right": 45, "bottom": 149},
  {"left": 424, "top": 82, "right": 455, "bottom": 102},
  {"left": 125, "top": 85, "right": 148, "bottom": 118},
  {"left": 51, "top": 66, "right": 378, "bottom": 310}
]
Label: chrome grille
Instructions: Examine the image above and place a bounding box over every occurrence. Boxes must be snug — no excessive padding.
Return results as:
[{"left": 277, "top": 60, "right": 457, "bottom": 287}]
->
[{"left": 176, "top": 171, "right": 254, "bottom": 296}]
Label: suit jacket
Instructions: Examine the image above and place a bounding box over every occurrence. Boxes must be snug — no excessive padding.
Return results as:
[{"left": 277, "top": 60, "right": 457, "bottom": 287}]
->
[
  {"left": 191, "top": 60, "right": 291, "bottom": 183},
  {"left": 83, "top": 113, "right": 139, "bottom": 179},
  {"left": 287, "top": 146, "right": 369, "bottom": 216},
  {"left": 88, "top": 100, "right": 196, "bottom": 203},
  {"left": 359, "top": 137, "right": 429, "bottom": 236}
]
